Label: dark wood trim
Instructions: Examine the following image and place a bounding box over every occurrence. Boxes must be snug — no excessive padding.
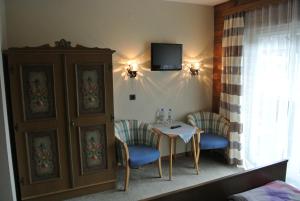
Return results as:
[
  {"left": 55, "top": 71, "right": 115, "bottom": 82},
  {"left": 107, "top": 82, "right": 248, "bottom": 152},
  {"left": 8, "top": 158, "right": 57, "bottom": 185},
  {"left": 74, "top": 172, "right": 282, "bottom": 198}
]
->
[
  {"left": 141, "top": 160, "right": 288, "bottom": 201},
  {"left": 22, "top": 180, "right": 115, "bottom": 201},
  {"left": 78, "top": 126, "right": 85, "bottom": 176},
  {"left": 212, "top": 0, "right": 287, "bottom": 112},
  {"left": 6, "top": 39, "right": 115, "bottom": 54},
  {"left": 63, "top": 54, "right": 76, "bottom": 188},
  {"left": 2, "top": 53, "right": 22, "bottom": 201}
]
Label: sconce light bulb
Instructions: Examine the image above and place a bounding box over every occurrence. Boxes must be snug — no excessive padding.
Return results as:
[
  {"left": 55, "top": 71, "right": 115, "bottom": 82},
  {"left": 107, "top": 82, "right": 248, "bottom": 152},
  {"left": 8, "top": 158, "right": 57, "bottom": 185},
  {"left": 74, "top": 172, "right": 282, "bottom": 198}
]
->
[
  {"left": 131, "top": 63, "right": 138, "bottom": 71},
  {"left": 194, "top": 62, "right": 200, "bottom": 70},
  {"left": 127, "top": 61, "right": 138, "bottom": 78},
  {"left": 189, "top": 62, "right": 200, "bottom": 76}
]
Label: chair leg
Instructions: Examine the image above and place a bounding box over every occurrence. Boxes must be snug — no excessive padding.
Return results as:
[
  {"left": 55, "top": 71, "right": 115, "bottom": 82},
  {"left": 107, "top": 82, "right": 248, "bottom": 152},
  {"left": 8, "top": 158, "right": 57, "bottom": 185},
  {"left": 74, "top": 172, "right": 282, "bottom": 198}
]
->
[
  {"left": 196, "top": 132, "right": 201, "bottom": 170},
  {"left": 198, "top": 146, "right": 201, "bottom": 168},
  {"left": 157, "top": 157, "right": 162, "bottom": 178},
  {"left": 124, "top": 164, "right": 130, "bottom": 191},
  {"left": 191, "top": 141, "right": 196, "bottom": 168}
]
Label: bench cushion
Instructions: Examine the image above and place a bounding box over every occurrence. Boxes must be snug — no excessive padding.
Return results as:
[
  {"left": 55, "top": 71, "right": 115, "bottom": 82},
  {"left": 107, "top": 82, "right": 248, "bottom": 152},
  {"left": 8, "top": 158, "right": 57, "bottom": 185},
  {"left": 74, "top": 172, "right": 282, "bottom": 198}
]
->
[
  {"left": 200, "top": 133, "right": 229, "bottom": 150},
  {"left": 128, "top": 145, "right": 160, "bottom": 168}
]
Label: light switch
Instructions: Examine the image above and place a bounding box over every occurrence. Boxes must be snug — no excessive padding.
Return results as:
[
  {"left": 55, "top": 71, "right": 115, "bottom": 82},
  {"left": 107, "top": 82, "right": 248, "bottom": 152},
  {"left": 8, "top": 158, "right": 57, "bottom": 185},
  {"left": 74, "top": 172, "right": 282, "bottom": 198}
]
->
[{"left": 129, "top": 94, "right": 136, "bottom": 100}]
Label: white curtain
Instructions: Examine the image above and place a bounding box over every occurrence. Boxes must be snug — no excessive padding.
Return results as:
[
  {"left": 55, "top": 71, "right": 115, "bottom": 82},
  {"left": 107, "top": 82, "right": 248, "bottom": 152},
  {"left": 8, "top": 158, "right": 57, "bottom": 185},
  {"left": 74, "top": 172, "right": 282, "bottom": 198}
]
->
[{"left": 242, "top": 0, "right": 300, "bottom": 187}]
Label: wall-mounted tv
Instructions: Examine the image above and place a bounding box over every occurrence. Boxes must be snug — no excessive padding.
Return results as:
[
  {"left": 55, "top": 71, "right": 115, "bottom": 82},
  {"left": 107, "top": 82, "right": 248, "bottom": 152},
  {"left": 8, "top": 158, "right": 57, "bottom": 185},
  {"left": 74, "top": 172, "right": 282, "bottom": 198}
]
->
[{"left": 151, "top": 43, "right": 182, "bottom": 71}]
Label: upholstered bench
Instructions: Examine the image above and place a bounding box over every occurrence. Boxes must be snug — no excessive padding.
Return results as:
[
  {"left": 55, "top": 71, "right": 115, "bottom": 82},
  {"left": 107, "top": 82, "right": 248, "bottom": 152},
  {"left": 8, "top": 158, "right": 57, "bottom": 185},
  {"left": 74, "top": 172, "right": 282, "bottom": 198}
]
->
[{"left": 200, "top": 133, "right": 229, "bottom": 150}]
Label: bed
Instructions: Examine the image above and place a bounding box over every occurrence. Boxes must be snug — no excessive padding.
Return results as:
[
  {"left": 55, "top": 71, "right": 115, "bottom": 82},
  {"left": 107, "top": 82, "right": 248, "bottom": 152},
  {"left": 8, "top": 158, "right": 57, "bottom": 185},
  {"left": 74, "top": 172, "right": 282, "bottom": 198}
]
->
[
  {"left": 228, "top": 180, "right": 300, "bottom": 201},
  {"left": 140, "top": 160, "right": 293, "bottom": 201}
]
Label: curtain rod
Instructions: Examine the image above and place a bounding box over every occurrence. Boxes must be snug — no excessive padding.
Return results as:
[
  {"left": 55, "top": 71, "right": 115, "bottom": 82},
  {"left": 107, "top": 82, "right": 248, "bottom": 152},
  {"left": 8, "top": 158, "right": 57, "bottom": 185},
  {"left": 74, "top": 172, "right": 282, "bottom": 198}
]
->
[{"left": 220, "top": 0, "right": 288, "bottom": 16}]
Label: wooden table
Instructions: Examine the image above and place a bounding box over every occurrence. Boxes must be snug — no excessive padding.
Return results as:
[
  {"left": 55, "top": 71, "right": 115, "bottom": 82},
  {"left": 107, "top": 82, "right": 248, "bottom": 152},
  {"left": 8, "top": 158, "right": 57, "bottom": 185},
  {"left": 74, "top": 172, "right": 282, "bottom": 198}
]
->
[{"left": 153, "top": 122, "right": 201, "bottom": 180}]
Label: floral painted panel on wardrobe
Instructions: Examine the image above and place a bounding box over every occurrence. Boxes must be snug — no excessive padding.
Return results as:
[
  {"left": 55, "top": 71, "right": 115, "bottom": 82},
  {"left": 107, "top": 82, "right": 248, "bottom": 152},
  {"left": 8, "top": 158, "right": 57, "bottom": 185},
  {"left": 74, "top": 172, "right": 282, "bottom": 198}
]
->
[
  {"left": 21, "top": 65, "right": 56, "bottom": 120},
  {"left": 27, "top": 130, "right": 60, "bottom": 183},
  {"left": 76, "top": 65, "right": 105, "bottom": 115},
  {"left": 80, "top": 125, "right": 107, "bottom": 174}
]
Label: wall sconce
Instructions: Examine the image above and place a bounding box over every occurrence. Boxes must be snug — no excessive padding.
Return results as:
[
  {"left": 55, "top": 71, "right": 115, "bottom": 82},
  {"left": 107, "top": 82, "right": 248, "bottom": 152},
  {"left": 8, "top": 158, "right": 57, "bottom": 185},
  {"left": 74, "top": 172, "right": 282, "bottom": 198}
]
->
[
  {"left": 127, "top": 63, "right": 138, "bottom": 78},
  {"left": 190, "top": 62, "right": 200, "bottom": 76}
]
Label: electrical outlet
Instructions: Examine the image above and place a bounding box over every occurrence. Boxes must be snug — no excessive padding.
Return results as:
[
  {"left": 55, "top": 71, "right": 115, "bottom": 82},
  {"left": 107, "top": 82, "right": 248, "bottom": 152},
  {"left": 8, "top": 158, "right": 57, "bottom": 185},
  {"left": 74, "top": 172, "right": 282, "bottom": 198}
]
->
[{"left": 129, "top": 94, "right": 136, "bottom": 100}]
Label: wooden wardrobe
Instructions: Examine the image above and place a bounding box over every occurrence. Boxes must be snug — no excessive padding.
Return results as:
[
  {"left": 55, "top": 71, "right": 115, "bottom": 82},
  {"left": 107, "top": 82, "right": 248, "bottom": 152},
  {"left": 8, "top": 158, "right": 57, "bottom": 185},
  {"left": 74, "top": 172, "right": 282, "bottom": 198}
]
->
[{"left": 4, "top": 39, "right": 116, "bottom": 201}]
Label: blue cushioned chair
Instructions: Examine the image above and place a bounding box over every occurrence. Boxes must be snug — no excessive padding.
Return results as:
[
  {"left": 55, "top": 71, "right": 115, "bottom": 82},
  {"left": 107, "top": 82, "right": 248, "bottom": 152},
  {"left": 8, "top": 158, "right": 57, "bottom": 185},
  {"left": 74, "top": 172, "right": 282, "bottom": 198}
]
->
[
  {"left": 187, "top": 112, "right": 230, "bottom": 161},
  {"left": 115, "top": 120, "right": 162, "bottom": 191}
]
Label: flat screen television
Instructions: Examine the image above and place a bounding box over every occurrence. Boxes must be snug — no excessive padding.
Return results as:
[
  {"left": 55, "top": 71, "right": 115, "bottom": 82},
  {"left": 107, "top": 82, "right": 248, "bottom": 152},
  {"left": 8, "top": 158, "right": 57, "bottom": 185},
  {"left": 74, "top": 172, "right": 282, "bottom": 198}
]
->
[{"left": 151, "top": 43, "right": 182, "bottom": 71}]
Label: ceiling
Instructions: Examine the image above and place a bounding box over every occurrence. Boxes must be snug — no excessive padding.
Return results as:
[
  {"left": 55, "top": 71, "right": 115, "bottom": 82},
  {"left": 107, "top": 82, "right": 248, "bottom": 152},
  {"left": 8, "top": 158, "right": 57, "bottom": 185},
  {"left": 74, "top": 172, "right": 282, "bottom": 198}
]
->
[{"left": 165, "top": 0, "right": 229, "bottom": 6}]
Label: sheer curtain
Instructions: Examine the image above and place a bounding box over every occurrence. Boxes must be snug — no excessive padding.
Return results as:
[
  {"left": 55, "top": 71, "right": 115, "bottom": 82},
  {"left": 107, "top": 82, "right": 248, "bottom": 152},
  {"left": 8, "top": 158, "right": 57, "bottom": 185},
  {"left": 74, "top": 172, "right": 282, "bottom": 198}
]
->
[{"left": 242, "top": 0, "right": 300, "bottom": 187}]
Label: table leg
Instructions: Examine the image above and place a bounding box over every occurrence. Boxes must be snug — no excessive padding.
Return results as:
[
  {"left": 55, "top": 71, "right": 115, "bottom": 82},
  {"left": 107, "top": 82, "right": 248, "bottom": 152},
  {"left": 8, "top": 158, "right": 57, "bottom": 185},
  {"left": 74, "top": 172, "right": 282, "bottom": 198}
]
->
[
  {"left": 192, "top": 134, "right": 199, "bottom": 175},
  {"left": 173, "top": 137, "right": 177, "bottom": 161},
  {"left": 169, "top": 137, "right": 173, "bottom": 180}
]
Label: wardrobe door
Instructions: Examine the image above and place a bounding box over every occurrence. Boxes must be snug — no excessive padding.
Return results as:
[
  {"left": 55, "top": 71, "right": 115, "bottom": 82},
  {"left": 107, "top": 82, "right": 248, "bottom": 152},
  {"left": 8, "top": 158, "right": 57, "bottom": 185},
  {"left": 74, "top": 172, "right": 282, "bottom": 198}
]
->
[
  {"left": 65, "top": 53, "right": 116, "bottom": 188},
  {"left": 8, "top": 53, "right": 70, "bottom": 198}
]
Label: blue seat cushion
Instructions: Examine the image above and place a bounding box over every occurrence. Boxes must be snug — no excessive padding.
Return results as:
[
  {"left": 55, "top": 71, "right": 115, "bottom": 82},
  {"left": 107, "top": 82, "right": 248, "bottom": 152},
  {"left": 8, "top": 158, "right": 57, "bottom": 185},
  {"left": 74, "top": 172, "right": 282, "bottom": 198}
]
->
[
  {"left": 200, "top": 133, "right": 229, "bottom": 150},
  {"left": 128, "top": 145, "right": 160, "bottom": 168}
]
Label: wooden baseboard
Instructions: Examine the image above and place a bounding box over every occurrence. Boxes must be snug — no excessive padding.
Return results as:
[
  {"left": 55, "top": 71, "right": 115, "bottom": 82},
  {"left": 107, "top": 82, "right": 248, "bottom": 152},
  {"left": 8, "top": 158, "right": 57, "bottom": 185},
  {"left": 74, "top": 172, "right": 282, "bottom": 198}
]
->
[{"left": 23, "top": 180, "right": 116, "bottom": 201}]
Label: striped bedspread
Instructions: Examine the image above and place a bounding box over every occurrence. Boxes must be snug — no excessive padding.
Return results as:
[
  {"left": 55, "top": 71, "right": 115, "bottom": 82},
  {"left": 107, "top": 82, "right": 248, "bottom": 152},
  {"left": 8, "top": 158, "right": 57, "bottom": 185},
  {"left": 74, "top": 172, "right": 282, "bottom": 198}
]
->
[{"left": 228, "top": 181, "right": 300, "bottom": 201}]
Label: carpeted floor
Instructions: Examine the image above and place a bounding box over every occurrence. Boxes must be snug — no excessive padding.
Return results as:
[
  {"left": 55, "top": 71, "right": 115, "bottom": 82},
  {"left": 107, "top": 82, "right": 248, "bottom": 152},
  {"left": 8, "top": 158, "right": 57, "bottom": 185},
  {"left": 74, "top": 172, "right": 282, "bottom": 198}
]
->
[{"left": 66, "top": 153, "right": 243, "bottom": 201}]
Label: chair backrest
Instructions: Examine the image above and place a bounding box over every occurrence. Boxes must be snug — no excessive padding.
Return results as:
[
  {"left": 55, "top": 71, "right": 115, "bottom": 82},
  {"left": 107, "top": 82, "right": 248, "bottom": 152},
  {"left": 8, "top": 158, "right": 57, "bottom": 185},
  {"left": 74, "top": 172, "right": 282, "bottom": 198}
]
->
[
  {"left": 187, "top": 112, "right": 230, "bottom": 137},
  {"left": 114, "top": 120, "right": 155, "bottom": 146}
]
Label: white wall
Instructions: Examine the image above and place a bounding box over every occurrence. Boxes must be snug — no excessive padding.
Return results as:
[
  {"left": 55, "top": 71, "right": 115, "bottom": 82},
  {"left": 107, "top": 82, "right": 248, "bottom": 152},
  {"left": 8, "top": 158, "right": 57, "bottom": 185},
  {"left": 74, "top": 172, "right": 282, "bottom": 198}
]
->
[
  {"left": 6, "top": 0, "right": 214, "bottom": 155},
  {"left": 0, "top": 0, "right": 17, "bottom": 200}
]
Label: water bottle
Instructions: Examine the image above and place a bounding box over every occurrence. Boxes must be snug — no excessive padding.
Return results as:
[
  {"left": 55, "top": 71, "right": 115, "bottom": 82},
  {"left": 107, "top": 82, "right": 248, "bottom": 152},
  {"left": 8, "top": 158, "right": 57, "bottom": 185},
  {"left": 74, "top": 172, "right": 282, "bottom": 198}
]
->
[
  {"left": 159, "top": 108, "right": 165, "bottom": 123},
  {"left": 167, "top": 108, "right": 173, "bottom": 124},
  {"left": 155, "top": 110, "right": 160, "bottom": 123}
]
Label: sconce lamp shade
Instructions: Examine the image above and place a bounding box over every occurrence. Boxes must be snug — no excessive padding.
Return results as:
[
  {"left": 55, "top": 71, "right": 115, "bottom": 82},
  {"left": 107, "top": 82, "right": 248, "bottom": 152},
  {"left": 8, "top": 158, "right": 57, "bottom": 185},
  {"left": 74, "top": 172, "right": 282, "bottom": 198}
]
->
[
  {"left": 127, "top": 63, "right": 138, "bottom": 78},
  {"left": 190, "top": 62, "right": 200, "bottom": 76},
  {"left": 131, "top": 63, "right": 138, "bottom": 71},
  {"left": 194, "top": 63, "right": 200, "bottom": 70}
]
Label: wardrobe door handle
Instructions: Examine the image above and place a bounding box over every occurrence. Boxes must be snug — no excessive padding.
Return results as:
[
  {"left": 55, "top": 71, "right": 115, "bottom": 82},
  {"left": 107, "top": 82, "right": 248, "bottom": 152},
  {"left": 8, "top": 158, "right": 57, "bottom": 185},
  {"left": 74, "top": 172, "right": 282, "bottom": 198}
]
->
[
  {"left": 71, "top": 121, "right": 75, "bottom": 127},
  {"left": 14, "top": 123, "right": 19, "bottom": 132}
]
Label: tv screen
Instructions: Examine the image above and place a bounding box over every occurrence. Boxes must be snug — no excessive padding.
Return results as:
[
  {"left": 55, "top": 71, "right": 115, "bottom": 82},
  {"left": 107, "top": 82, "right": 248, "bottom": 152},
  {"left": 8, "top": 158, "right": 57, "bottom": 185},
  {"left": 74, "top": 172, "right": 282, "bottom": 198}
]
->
[{"left": 151, "top": 43, "right": 182, "bottom": 71}]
